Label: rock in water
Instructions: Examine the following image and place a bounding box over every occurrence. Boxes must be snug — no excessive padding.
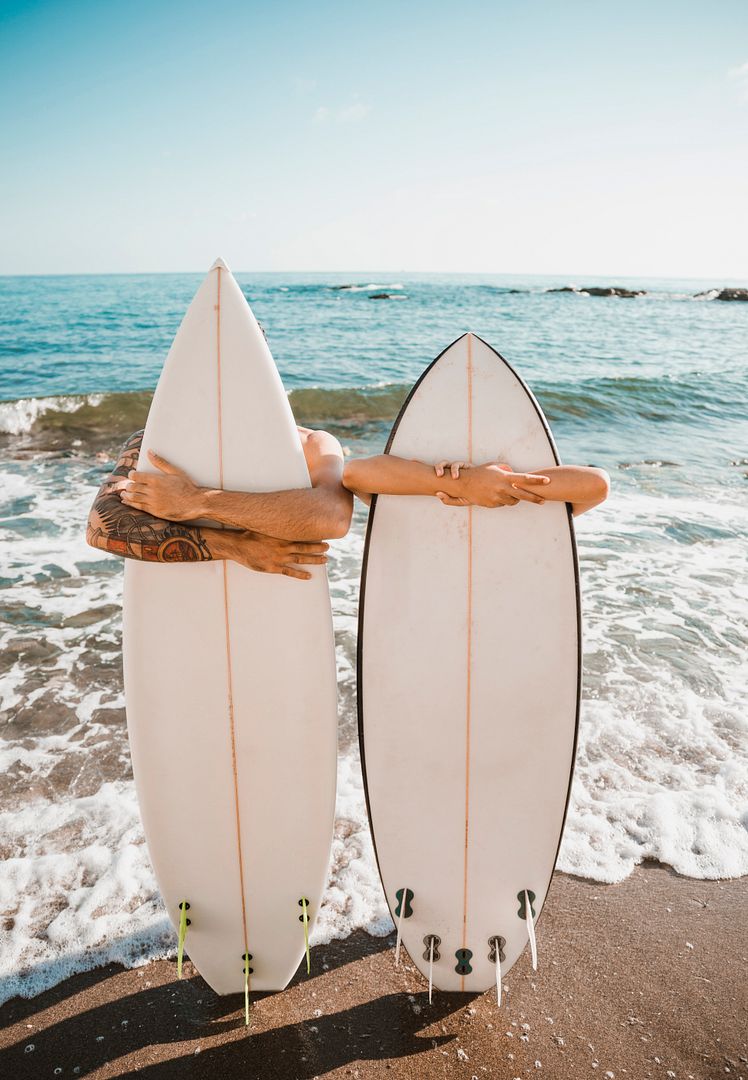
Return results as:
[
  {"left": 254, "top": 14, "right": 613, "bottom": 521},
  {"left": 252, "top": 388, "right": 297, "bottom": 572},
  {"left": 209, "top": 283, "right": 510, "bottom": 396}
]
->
[
  {"left": 547, "top": 286, "right": 645, "bottom": 297},
  {"left": 580, "top": 286, "right": 646, "bottom": 298},
  {"left": 712, "top": 288, "right": 748, "bottom": 302}
]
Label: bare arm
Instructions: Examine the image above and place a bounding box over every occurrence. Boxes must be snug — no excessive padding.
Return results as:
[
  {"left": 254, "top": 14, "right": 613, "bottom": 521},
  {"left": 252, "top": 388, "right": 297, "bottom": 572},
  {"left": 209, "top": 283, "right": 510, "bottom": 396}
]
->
[
  {"left": 440, "top": 460, "right": 610, "bottom": 516},
  {"left": 123, "top": 428, "right": 353, "bottom": 542},
  {"left": 342, "top": 455, "right": 547, "bottom": 508},
  {"left": 86, "top": 431, "right": 329, "bottom": 578},
  {"left": 343, "top": 456, "right": 462, "bottom": 499},
  {"left": 86, "top": 430, "right": 220, "bottom": 562},
  {"left": 343, "top": 454, "right": 610, "bottom": 517},
  {"left": 201, "top": 429, "right": 352, "bottom": 539},
  {"left": 509, "top": 464, "right": 610, "bottom": 517}
]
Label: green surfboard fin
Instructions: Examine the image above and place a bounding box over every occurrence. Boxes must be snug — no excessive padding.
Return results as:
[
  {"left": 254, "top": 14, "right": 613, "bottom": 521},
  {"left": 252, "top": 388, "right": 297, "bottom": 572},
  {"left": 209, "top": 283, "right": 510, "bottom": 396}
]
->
[
  {"left": 299, "top": 897, "right": 311, "bottom": 974},
  {"left": 176, "top": 902, "right": 190, "bottom": 979}
]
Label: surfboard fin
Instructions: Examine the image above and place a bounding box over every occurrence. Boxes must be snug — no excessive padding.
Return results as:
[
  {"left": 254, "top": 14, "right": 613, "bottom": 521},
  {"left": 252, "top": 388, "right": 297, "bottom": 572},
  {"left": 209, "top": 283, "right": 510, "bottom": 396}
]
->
[
  {"left": 518, "top": 889, "right": 538, "bottom": 970},
  {"left": 176, "top": 901, "right": 191, "bottom": 979},
  {"left": 241, "top": 952, "right": 253, "bottom": 1026},
  {"left": 299, "top": 897, "right": 311, "bottom": 975},
  {"left": 422, "top": 935, "right": 440, "bottom": 1003},
  {"left": 488, "top": 936, "right": 506, "bottom": 1007}
]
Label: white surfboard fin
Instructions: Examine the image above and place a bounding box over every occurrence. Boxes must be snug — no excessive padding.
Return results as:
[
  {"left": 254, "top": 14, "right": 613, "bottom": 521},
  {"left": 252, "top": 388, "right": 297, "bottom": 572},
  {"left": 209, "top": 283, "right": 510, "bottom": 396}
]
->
[
  {"left": 488, "top": 935, "right": 505, "bottom": 1007},
  {"left": 423, "top": 934, "right": 440, "bottom": 1003},
  {"left": 524, "top": 889, "right": 538, "bottom": 970},
  {"left": 241, "top": 951, "right": 253, "bottom": 1026},
  {"left": 395, "top": 906, "right": 404, "bottom": 967}
]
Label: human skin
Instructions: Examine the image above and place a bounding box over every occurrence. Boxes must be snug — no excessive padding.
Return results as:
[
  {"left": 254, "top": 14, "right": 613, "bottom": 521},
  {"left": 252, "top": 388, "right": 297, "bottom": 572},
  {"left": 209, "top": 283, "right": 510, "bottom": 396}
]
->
[
  {"left": 341, "top": 456, "right": 610, "bottom": 516},
  {"left": 118, "top": 427, "right": 352, "bottom": 542},
  {"left": 117, "top": 444, "right": 610, "bottom": 539},
  {"left": 86, "top": 427, "right": 353, "bottom": 580}
]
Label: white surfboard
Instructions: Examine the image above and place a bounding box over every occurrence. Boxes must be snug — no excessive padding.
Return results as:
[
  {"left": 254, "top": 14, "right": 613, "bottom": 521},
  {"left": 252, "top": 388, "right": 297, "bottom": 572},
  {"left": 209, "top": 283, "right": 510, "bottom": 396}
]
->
[
  {"left": 358, "top": 333, "right": 581, "bottom": 994},
  {"left": 122, "top": 259, "right": 338, "bottom": 994}
]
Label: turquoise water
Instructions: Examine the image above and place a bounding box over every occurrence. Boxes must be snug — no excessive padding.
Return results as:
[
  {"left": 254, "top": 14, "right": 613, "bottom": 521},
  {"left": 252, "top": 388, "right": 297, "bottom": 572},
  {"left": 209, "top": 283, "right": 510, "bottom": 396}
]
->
[
  {"left": 1, "top": 272, "right": 747, "bottom": 1003},
  {"left": 2, "top": 272, "right": 747, "bottom": 484}
]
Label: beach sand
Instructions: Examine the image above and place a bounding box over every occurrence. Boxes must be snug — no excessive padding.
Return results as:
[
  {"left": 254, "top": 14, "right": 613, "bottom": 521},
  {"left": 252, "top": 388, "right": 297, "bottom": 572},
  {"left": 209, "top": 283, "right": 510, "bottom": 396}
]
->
[{"left": 1, "top": 862, "right": 745, "bottom": 1079}]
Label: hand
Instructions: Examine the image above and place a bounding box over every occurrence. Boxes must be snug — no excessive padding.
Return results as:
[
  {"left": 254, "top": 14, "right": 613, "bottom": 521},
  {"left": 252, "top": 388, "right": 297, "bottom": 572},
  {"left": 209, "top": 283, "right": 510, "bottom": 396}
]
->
[
  {"left": 118, "top": 450, "right": 204, "bottom": 521},
  {"left": 433, "top": 460, "right": 549, "bottom": 508},
  {"left": 216, "top": 529, "right": 329, "bottom": 580}
]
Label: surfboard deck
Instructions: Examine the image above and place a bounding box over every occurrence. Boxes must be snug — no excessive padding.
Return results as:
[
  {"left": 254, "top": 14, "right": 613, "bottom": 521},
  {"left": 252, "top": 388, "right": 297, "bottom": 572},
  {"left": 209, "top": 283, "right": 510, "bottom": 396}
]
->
[
  {"left": 358, "top": 333, "right": 581, "bottom": 994},
  {"left": 122, "top": 259, "right": 338, "bottom": 994}
]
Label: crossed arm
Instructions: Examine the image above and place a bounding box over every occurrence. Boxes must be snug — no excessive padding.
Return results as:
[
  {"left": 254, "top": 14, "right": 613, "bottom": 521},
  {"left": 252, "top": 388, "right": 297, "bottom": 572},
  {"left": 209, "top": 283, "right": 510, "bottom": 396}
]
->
[
  {"left": 86, "top": 428, "right": 353, "bottom": 578},
  {"left": 88, "top": 426, "right": 606, "bottom": 575},
  {"left": 342, "top": 456, "right": 610, "bottom": 516},
  {"left": 118, "top": 427, "right": 352, "bottom": 541}
]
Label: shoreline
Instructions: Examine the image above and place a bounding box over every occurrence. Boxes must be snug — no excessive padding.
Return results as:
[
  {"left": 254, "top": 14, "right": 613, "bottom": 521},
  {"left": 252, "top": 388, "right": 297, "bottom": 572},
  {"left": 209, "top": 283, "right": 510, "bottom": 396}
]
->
[{"left": 1, "top": 862, "right": 745, "bottom": 1079}]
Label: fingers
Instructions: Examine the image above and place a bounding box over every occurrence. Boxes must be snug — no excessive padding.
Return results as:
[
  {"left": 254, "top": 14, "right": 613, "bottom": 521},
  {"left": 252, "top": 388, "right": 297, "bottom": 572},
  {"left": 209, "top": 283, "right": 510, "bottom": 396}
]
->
[
  {"left": 125, "top": 471, "right": 158, "bottom": 491},
  {"left": 120, "top": 480, "right": 152, "bottom": 504},
  {"left": 147, "top": 449, "right": 183, "bottom": 475},
  {"left": 435, "top": 461, "right": 470, "bottom": 478},
  {"left": 510, "top": 485, "right": 545, "bottom": 505},
  {"left": 436, "top": 492, "right": 470, "bottom": 506},
  {"left": 505, "top": 471, "right": 550, "bottom": 486},
  {"left": 281, "top": 567, "right": 312, "bottom": 580},
  {"left": 255, "top": 535, "right": 328, "bottom": 553},
  {"left": 282, "top": 541, "right": 329, "bottom": 554},
  {"left": 288, "top": 554, "right": 328, "bottom": 565}
]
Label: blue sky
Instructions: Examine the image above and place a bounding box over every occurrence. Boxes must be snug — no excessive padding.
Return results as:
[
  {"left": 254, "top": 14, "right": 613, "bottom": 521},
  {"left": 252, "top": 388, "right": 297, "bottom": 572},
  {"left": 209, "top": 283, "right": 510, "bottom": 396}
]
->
[{"left": 1, "top": 0, "right": 746, "bottom": 277}]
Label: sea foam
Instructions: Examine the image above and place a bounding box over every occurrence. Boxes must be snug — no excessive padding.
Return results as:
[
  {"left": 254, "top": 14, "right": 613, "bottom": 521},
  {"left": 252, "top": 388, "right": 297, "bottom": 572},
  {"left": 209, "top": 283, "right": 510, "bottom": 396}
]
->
[{"left": 1, "top": 464, "right": 747, "bottom": 1006}]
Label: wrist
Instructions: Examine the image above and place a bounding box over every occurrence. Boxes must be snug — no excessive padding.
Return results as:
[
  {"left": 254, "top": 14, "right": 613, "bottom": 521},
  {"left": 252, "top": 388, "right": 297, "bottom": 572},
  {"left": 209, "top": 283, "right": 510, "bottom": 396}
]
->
[
  {"left": 203, "top": 527, "right": 233, "bottom": 561},
  {"left": 200, "top": 487, "right": 222, "bottom": 518},
  {"left": 446, "top": 471, "right": 471, "bottom": 498},
  {"left": 441, "top": 476, "right": 463, "bottom": 497},
  {"left": 432, "top": 467, "right": 463, "bottom": 497}
]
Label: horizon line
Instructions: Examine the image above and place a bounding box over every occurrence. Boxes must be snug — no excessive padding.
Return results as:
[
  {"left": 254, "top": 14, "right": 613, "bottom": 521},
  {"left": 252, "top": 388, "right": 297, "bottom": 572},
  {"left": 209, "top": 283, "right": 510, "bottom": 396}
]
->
[{"left": 0, "top": 269, "right": 746, "bottom": 284}]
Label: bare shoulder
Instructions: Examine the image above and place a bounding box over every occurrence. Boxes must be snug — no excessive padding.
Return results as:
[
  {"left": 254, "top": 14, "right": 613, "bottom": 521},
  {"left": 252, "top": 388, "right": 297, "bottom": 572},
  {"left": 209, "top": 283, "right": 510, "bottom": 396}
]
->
[
  {"left": 296, "top": 426, "right": 346, "bottom": 489},
  {"left": 297, "top": 426, "right": 345, "bottom": 463}
]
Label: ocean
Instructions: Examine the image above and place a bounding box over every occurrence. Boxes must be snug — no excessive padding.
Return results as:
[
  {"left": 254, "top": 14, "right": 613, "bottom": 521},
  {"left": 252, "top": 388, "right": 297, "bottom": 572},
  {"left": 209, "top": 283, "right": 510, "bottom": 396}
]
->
[{"left": 1, "top": 271, "right": 747, "bottom": 1005}]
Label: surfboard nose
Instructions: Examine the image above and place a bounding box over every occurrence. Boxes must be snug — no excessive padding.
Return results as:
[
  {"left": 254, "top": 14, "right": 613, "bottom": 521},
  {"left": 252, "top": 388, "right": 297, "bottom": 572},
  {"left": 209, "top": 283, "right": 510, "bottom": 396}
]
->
[{"left": 210, "top": 257, "right": 231, "bottom": 272}]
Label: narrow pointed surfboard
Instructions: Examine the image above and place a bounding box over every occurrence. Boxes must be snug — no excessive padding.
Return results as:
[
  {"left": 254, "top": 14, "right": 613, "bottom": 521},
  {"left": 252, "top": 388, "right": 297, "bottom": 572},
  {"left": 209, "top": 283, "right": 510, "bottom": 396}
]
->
[
  {"left": 358, "top": 333, "right": 581, "bottom": 994},
  {"left": 122, "top": 259, "right": 337, "bottom": 993}
]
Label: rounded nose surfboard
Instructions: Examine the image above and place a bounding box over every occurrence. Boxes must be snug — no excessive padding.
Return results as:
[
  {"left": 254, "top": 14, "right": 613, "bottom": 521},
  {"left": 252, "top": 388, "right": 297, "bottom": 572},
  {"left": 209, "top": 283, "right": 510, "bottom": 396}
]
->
[
  {"left": 358, "top": 333, "right": 581, "bottom": 995},
  {"left": 122, "top": 259, "right": 338, "bottom": 994}
]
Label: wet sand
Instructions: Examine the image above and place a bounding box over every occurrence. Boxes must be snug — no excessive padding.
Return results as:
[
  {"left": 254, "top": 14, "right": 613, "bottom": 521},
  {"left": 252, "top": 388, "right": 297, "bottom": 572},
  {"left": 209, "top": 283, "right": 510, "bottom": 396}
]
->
[{"left": 1, "top": 863, "right": 745, "bottom": 1079}]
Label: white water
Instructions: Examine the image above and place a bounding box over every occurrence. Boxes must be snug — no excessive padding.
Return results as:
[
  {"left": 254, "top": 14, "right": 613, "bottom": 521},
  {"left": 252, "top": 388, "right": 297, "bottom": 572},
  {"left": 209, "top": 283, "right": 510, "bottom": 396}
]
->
[{"left": 1, "top": 463, "right": 747, "bottom": 1007}]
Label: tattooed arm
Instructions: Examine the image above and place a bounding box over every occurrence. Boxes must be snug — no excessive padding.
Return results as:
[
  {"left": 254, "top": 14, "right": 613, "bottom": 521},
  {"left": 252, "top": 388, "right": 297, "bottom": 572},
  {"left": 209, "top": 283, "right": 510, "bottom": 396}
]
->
[
  {"left": 85, "top": 431, "right": 328, "bottom": 579},
  {"left": 86, "top": 431, "right": 214, "bottom": 562},
  {"left": 121, "top": 428, "right": 353, "bottom": 541}
]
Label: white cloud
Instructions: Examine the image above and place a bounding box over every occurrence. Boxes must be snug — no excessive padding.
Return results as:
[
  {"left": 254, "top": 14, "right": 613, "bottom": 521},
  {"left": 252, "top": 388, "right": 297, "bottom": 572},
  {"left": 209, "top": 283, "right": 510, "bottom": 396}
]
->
[
  {"left": 727, "top": 61, "right": 748, "bottom": 100},
  {"left": 312, "top": 101, "right": 371, "bottom": 125}
]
